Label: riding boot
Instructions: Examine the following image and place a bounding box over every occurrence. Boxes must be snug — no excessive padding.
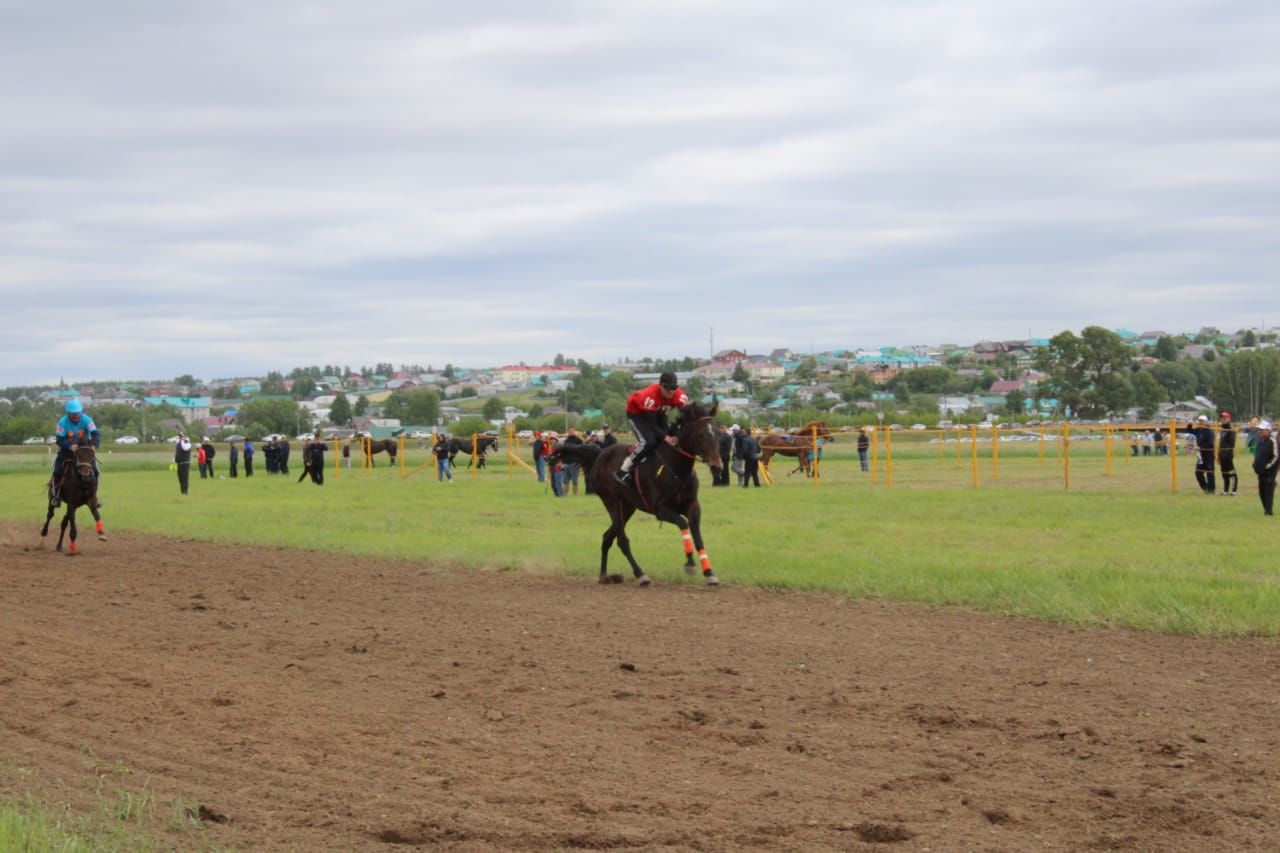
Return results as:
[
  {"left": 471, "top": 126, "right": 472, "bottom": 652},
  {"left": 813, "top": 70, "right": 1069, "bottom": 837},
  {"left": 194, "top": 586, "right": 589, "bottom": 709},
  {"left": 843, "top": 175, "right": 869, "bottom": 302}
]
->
[{"left": 615, "top": 454, "right": 635, "bottom": 483}]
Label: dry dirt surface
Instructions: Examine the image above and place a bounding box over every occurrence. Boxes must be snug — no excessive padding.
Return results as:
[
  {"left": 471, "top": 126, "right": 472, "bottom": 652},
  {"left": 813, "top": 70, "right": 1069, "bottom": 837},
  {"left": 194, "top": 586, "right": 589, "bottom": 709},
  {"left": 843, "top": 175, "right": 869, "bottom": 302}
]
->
[{"left": 1, "top": 520, "right": 1278, "bottom": 851}]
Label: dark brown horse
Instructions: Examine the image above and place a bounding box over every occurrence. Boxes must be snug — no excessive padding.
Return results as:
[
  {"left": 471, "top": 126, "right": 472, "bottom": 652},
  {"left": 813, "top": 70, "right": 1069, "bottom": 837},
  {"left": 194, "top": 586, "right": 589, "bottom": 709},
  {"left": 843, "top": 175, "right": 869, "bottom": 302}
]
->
[
  {"left": 586, "top": 402, "right": 723, "bottom": 586},
  {"left": 41, "top": 445, "right": 105, "bottom": 554},
  {"left": 759, "top": 421, "right": 835, "bottom": 477},
  {"left": 357, "top": 435, "right": 398, "bottom": 466},
  {"left": 446, "top": 434, "right": 498, "bottom": 468}
]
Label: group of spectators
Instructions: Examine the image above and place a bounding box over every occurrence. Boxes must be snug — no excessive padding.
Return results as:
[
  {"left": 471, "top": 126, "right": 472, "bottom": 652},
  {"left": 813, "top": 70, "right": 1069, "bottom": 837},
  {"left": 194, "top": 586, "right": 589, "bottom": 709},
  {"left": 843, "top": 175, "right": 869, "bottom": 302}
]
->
[
  {"left": 172, "top": 434, "right": 339, "bottom": 492},
  {"left": 531, "top": 426, "right": 618, "bottom": 496},
  {"left": 1180, "top": 412, "right": 1280, "bottom": 514}
]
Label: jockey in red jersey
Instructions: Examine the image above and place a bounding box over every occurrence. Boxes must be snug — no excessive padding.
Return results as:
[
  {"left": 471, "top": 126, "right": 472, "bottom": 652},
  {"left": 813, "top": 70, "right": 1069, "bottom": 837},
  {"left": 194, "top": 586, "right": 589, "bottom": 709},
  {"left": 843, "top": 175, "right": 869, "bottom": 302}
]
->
[{"left": 615, "top": 371, "right": 690, "bottom": 483}]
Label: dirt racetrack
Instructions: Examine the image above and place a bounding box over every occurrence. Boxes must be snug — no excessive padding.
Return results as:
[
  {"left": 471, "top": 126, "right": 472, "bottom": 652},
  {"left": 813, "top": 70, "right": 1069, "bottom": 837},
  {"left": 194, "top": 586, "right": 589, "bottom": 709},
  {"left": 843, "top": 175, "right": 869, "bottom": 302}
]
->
[{"left": 1, "top": 519, "right": 1277, "bottom": 851}]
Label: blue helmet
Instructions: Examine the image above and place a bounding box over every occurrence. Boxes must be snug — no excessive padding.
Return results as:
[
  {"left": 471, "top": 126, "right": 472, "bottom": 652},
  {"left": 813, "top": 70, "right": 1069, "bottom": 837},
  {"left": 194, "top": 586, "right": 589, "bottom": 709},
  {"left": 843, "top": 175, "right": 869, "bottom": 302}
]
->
[{"left": 65, "top": 399, "right": 84, "bottom": 415}]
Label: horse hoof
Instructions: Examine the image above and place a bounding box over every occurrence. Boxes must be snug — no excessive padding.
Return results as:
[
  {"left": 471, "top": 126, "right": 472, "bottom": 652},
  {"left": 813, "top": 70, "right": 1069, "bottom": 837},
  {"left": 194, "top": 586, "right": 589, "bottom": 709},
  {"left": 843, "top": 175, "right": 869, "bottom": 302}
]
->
[
  {"left": 704, "top": 572, "right": 719, "bottom": 586},
  {"left": 683, "top": 564, "right": 697, "bottom": 575},
  {"left": 98, "top": 534, "right": 107, "bottom": 541},
  {"left": 609, "top": 574, "right": 624, "bottom": 584},
  {"left": 637, "top": 575, "right": 652, "bottom": 587}
]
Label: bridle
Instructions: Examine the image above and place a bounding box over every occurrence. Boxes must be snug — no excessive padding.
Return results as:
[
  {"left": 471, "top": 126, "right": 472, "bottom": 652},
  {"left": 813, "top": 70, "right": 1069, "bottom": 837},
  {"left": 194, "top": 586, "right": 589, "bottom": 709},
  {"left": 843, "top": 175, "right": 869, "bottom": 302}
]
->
[{"left": 672, "top": 415, "right": 717, "bottom": 462}]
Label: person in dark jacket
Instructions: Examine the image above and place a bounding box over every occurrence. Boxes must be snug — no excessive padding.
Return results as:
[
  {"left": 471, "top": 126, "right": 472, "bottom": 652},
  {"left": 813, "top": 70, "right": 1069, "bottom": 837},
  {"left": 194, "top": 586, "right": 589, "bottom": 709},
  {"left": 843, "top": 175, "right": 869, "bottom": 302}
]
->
[
  {"left": 1217, "top": 411, "right": 1237, "bottom": 496},
  {"left": 174, "top": 431, "right": 193, "bottom": 495},
  {"left": 1251, "top": 420, "right": 1278, "bottom": 515},
  {"left": 1189, "top": 416, "right": 1215, "bottom": 494},
  {"left": 200, "top": 437, "right": 217, "bottom": 479},
  {"left": 600, "top": 425, "right": 618, "bottom": 448},
  {"left": 740, "top": 429, "right": 761, "bottom": 488},
  {"left": 306, "top": 437, "right": 326, "bottom": 485},
  {"left": 857, "top": 428, "right": 871, "bottom": 472},
  {"left": 243, "top": 438, "right": 255, "bottom": 477},
  {"left": 229, "top": 440, "right": 239, "bottom": 478},
  {"left": 278, "top": 438, "right": 291, "bottom": 476},
  {"left": 714, "top": 425, "right": 733, "bottom": 486},
  {"left": 531, "top": 432, "right": 547, "bottom": 483}
]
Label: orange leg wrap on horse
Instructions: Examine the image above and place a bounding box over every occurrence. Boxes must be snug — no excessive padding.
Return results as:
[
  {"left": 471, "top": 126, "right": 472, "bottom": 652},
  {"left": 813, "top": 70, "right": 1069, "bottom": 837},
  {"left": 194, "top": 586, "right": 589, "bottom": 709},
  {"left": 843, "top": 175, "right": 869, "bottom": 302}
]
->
[
  {"left": 69, "top": 541, "right": 78, "bottom": 554},
  {"left": 96, "top": 519, "right": 104, "bottom": 534},
  {"left": 698, "top": 549, "right": 712, "bottom": 570},
  {"left": 680, "top": 528, "right": 694, "bottom": 556}
]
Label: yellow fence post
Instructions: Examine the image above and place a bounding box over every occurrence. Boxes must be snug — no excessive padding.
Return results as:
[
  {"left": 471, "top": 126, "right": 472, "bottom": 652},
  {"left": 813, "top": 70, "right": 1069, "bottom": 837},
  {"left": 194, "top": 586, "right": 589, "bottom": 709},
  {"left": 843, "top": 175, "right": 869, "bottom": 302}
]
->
[
  {"left": 884, "top": 425, "right": 893, "bottom": 489},
  {"left": 1104, "top": 426, "right": 1112, "bottom": 477},
  {"left": 870, "top": 427, "right": 878, "bottom": 482},
  {"left": 332, "top": 437, "right": 339, "bottom": 479},
  {"left": 1169, "top": 418, "right": 1178, "bottom": 493},
  {"left": 954, "top": 426, "right": 962, "bottom": 468},
  {"left": 991, "top": 423, "right": 999, "bottom": 481},
  {"left": 1063, "top": 422, "right": 1071, "bottom": 491},
  {"left": 970, "top": 425, "right": 979, "bottom": 488},
  {"left": 811, "top": 423, "right": 820, "bottom": 484},
  {"left": 398, "top": 435, "right": 406, "bottom": 477}
]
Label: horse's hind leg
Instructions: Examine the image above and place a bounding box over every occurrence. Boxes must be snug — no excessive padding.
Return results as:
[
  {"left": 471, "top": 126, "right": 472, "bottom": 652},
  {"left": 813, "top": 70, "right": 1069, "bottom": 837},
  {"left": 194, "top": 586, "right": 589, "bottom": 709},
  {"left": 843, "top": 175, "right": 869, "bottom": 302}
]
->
[
  {"left": 41, "top": 502, "right": 55, "bottom": 538},
  {"left": 58, "top": 509, "right": 75, "bottom": 554},
  {"left": 602, "top": 506, "right": 646, "bottom": 585}
]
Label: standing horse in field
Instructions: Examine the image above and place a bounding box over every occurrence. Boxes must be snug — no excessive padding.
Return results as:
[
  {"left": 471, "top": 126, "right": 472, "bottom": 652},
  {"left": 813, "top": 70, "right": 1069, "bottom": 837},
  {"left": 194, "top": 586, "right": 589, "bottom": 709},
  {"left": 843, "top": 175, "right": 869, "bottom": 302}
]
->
[
  {"left": 586, "top": 402, "right": 723, "bottom": 586},
  {"left": 356, "top": 436, "right": 398, "bottom": 467},
  {"left": 446, "top": 434, "right": 498, "bottom": 469},
  {"left": 41, "top": 445, "right": 105, "bottom": 555},
  {"left": 759, "top": 421, "right": 835, "bottom": 477}
]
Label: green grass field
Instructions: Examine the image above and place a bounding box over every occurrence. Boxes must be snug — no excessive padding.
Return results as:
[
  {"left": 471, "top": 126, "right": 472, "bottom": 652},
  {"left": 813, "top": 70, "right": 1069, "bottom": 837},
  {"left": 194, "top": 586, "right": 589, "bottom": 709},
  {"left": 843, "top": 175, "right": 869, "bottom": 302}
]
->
[{"left": 2, "top": 438, "right": 1277, "bottom": 637}]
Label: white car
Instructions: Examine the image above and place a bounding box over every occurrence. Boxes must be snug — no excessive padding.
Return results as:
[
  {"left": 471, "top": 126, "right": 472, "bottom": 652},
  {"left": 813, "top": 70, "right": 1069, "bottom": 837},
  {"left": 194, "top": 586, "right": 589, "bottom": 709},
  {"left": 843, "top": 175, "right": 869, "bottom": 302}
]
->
[
  {"left": 910, "top": 423, "right": 927, "bottom": 431},
  {"left": 22, "top": 436, "right": 45, "bottom": 445},
  {"left": 296, "top": 432, "right": 314, "bottom": 441},
  {"left": 114, "top": 435, "right": 140, "bottom": 445},
  {"left": 517, "top": 429, "right": 533, "bottom": 439}
]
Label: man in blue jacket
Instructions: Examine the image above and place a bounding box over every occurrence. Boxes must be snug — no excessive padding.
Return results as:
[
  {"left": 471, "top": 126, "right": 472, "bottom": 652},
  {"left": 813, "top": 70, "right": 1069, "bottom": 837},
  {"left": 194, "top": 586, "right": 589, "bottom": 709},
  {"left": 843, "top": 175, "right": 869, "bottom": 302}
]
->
[{"left": 50, "top": 399, "right": 100, "bottom": 507}]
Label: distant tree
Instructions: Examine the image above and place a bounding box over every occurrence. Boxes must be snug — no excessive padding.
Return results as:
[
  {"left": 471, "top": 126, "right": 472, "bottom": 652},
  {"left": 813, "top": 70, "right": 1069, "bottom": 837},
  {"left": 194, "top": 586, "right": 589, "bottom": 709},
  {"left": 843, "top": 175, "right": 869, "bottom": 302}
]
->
[
  {"left": 527, "top": 403, "right": 544, "bottom": 419},
  {"left": 794, "top": 357, "right": 818, "bottom": 381},
  {"left": 1004, "top": 389, "right": 1026, "bottom": 417},
  {"left": 459, "top": 387, "right": 477, "bottom": 398},
  {"left": 1212, "top": 350, "right": 1280, "bottom": 419},
  {"left": 482, "top": 396, "right": 505, "bottom": 420},
  {"left": 731, "top": 364, "right": 750, "bottom": 384},
  {"left": 173, "top": 374, "right": 197, "bottom": 389},
  {"left": 1132, "top": 370, "right": 1164, "bottom": 420},
  {"left": 404, "top": 388, "right": 442, "bottom": 425},
  {"left": 1154, "top": 336, "right": 1179, "bottom": 362},
  {"left": 261, "top": 371, "right": 287, "bottom": 395},
  {"left": 354, "top": 395, "right": 369, "bottom": 417},
  {"left": 553, "top": 353, "right": 566, "bottom": 366},
  {"left": 292, "top": 376, "right": 317, "bottom": 400},
  {"left": 238, "top": 398, "right": 309, "bottom": 438},
  {"left": 443, "top": 364, "right": 456, "bottom": 379},
  {"left": 1035, "top": 326, "right": 1133, "bottom": 418},
  {"left": 329, "top": 394, "right": 352, "bottom": 426},
  {"left": 1242, "top": 329, "right": 1258, "bottom": 348}
]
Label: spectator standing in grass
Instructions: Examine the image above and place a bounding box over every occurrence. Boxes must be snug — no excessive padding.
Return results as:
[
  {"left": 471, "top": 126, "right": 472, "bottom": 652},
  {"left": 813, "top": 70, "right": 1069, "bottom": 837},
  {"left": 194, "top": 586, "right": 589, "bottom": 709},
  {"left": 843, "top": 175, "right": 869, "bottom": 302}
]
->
[
  {"left": 229, "top": 440, "right": 239, "bottom": 478},
  {"left": 1251, "top": 420, "right": 1278, "bottom": 515},
  {"left": 714, "top": 424, "right": 733, "bottom": 486},
  {"left": 857, "top": 428, "right": 870, "bottom": 472},
  {"left": 197, "top": 442, "right": 208, "bottom": 479},
  {"left": 200, "top": 436, "right": 217, "bottom": 479},
  {"left": 1218, "top": 412, "right": 1237, "bottom": 496},
  {"left": 243, "top": 438, "right": 255, "bottom": 477},
  {"left": 561, "top": 427, "right": 584, "bottom": 495},
  {"left": 531, "top": 432, "right": 547, "bottom": 483},
  {"left": 740, "top": 429, "right": 762, "bottom": 488},
  {"left": 1189, "top": 416, "right": 1215, "bottom": 494},
  {"left": 278, "top": 437, "right": 291, "bottom": 476},
  {"left": 174, "top": 431, "right": 193, "bottom": 495},
  {"left": 307, "top": 437, "right": 326, "bottom": 485},
  {"left": 434, "top": 434, "right": 453, "bottom": 482}
]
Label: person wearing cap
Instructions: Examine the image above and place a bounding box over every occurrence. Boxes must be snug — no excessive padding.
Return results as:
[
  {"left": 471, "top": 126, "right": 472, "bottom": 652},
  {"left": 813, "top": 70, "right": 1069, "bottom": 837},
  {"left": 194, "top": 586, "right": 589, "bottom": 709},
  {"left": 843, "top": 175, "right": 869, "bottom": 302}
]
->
[
  {"left": 1188, "top": 415, "right": 1216, "bottom": 494},
  {"left": 857, "top": 427, "right": 871, "bottom": 472},
  {"left": 1251, "top": 420, "right": 1278, "bottom": 515},
  {"left": 561, "top": 427, "right": 584, "bottom": 495},
  {"left": 1217, "top": 412, "right": 1238, "bottom": 496},
  {"left": 599, "top": 424, "right": 617, "bottom": 448},
  {"left": 49, "top": 398, "right": 101, "bottom": 508},
  {"left": 174, "top": 431, "right": 193, "bottom": 494},
  {"left": 616, "top": 371, "right": 690, "bottom": 484},
  {"left": 200, "top": 436, "right": 217, "bottom": 479}
]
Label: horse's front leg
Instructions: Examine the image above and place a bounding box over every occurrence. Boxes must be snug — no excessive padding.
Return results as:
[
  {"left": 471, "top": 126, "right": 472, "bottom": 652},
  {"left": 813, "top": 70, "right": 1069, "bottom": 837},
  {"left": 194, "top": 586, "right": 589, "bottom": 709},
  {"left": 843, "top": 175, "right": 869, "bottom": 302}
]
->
[
  {"left": 58, "top": 507, "right": 76, "bottom": 554},
  {"left": 683, "top": 501, "right": 718, "bottom": 586},
  {"left": 87, "top": 502, "right": 106, "bottom": 541}
]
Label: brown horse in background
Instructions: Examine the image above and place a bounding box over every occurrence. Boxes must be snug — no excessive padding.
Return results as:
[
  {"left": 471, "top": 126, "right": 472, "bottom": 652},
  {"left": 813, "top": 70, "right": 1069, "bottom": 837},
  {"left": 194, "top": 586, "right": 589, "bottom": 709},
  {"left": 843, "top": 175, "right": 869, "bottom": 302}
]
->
[
  {"left": 356, "top": 436, "right": 398, "bottom": 467},
  {"left": 41, "top": 445, "right": 105, "bottom": 554},
  {"left": 586, "top": 402, "right": 723, "bottom": 586},
  {"left": 758, "top": 421, "right": 835, "bottom": 477}
]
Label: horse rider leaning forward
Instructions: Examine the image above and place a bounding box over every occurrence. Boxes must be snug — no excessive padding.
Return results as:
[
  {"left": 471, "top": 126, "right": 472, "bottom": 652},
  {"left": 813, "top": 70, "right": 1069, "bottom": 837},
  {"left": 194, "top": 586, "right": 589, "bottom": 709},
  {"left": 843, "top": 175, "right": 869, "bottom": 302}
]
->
[
  {"left": 50, "top": 399, "right": 101, "bottom": 508},
  {"left": 615, "top": 371, "right": 690, "bottom": 484}
]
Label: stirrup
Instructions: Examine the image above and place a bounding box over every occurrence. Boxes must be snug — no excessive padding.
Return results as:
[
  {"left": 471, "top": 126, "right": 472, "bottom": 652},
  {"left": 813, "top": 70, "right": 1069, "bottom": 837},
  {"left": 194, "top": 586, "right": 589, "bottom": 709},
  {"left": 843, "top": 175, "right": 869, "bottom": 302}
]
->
[{"left": 614, "top": 468, "right": 632, "bottom": 484}]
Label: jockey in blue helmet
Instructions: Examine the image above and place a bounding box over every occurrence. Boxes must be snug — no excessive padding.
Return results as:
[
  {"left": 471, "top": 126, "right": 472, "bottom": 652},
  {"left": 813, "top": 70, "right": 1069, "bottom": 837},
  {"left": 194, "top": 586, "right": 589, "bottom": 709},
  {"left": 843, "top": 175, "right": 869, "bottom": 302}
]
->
[{"left": 50, "top": 398, "right": 101, "bottom": 507}]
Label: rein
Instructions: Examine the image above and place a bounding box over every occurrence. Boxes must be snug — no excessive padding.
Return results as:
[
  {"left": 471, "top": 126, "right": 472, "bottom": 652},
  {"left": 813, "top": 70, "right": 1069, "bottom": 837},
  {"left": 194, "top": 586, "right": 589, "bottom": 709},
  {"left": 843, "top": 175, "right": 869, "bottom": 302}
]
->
[{"left": 672, "top": 416, "right": 715, "bottom": 461}]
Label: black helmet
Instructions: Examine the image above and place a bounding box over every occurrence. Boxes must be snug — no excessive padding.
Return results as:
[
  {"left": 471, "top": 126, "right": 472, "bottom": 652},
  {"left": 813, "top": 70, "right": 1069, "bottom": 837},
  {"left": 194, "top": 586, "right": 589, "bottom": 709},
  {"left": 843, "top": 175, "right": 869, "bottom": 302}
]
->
[{"left": 659, "top": 371, "right": 678, "bottom": 391}]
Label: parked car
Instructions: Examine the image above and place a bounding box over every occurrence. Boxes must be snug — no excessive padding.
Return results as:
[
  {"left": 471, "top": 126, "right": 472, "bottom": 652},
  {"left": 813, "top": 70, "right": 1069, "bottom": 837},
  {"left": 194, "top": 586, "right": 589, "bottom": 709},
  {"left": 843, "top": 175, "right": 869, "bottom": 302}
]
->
[
  {"left": 165, "top": 435, "right": 182, "bottom": 444},
  {"left": 22, "top": 436, "right": 45, "bottom": 445},
  {"left": 910, "top": 423, "right": 927, "bottom": 431},
  {"left": 296, "top": 432, "right": 314, "bottom": 441},
  {"left": 114, "top": 435, "right": 140, "bottom": 445},
  {"left": 517, "top": 429, "right": 533, "bottom": 439}
]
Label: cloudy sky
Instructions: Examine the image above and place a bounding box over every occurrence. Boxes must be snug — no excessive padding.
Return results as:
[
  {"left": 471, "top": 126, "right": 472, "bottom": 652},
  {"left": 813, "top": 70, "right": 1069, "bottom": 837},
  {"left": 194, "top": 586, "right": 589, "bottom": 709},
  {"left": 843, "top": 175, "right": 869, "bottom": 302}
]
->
[{"left": 3, "top": 0, "right": 1277, "bottom": 387}]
